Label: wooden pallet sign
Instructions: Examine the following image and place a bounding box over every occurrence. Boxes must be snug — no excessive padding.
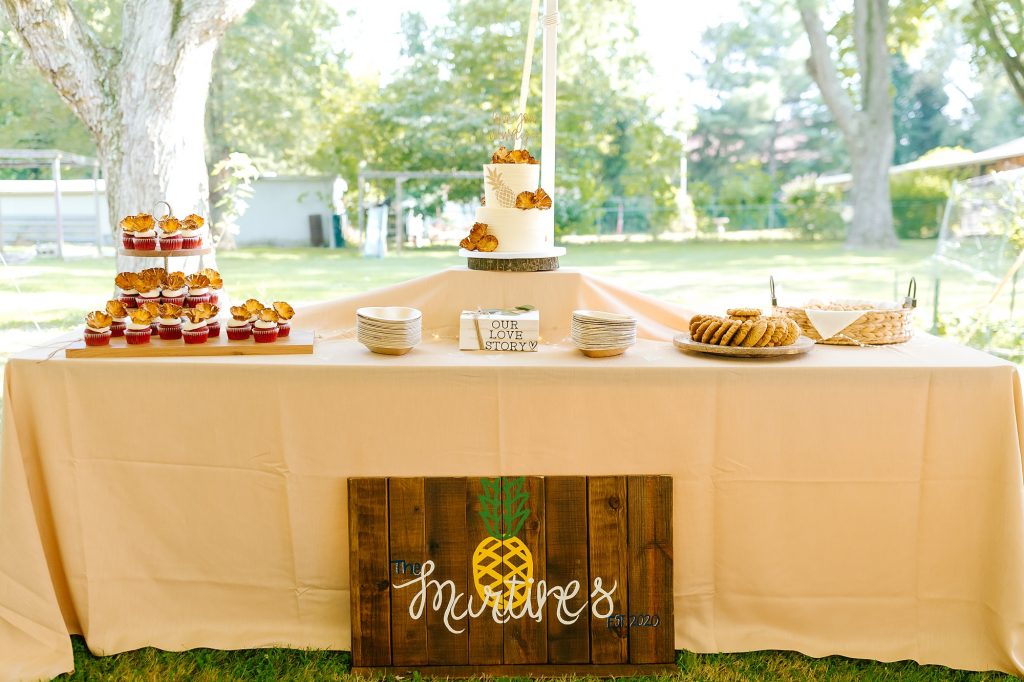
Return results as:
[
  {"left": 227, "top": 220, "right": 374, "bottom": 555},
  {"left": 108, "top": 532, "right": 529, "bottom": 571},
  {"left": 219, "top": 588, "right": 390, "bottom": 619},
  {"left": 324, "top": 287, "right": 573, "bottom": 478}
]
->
[{"left": 348, "top": 475, "right": 674, "bottom": 676}]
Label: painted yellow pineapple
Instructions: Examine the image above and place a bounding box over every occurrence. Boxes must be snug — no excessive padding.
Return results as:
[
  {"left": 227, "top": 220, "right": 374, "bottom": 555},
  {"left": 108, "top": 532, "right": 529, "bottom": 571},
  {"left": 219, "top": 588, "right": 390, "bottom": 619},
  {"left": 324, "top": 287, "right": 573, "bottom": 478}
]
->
[
  {"left": 485, "top": 167, "right": 516, "bottom": 208},
  {"left": 472, "top": 477, "right": 534, "bottom": 610}
]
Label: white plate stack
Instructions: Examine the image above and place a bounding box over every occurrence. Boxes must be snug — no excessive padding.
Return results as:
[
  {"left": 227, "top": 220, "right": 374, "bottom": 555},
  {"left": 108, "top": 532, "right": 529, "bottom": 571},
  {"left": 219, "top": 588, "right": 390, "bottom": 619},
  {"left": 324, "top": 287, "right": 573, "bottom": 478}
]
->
[
  {"left": 356, "top": 307, "right": 422, "bottom": 355},
  {"left": 571, "top": 310, "right": 637, "bottom": 357}
]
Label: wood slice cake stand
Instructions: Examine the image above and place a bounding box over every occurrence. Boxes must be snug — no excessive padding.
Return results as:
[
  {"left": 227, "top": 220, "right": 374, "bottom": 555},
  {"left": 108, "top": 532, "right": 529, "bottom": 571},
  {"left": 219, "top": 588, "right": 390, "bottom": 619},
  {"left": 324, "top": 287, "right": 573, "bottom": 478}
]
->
[{"left": 459, "top": 247, "right": 567, "bottom": 272}]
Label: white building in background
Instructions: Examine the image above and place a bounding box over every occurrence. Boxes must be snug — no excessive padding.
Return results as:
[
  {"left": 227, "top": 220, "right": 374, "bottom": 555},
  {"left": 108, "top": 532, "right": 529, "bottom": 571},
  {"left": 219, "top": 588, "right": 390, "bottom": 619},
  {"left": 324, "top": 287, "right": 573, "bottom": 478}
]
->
[{"left": 0, "top": 175, "right": 343, "bottom": 248}]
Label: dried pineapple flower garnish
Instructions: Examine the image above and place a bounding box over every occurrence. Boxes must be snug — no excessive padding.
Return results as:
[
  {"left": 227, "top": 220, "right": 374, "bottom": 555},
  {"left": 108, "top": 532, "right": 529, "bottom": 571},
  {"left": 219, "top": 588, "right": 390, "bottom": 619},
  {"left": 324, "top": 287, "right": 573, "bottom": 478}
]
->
[
  {"left": 85, "top": 311, "right": 113, "bottom": 329},
  {"left": 115, "top": 272, "right": 138, "bottom": 290},
  {"left": 118, "top": 216, "right": 136, "bottom": 232},
  {"left": 193, "top": 302, "right": 216, "bottom": 320},
  {"left": 199, "top": 268, "right": 222, "bottom": 289},
  {"left": 157, "top": 303, "right": 183, "bottom": 318},
  {"left": 105, "top": 300, "right": 128, "bottom": 318},
  {"left": 133, "top": 277, "right": 160, "bottom": 294},
  {"left": 135, "top": 214, "right": 156, "bottom": 231},
  {"left": 514, "top": 187, "right": 552, "bottom": 210},
  {"left": 140, "top": 267, "right": 166, "bottom": 283},
  {"left": 183, "top": 214, "right": 205, "bottom": 228},
  {"left": 243, "top": 298, "right": 264, "bottom": 313},
  {"left": 491, "top": 146, "right": 539, "bottom": 164},
  {"left": 258, "top": 308, "right": 280, "bottom": 323},
  {"left": 477, "top": 234, "right": 499, "bottom": 252},
  {"left": 164, "top": 272, "right": 186, "bottom": 290},
  {"left": 181, "top": 309, "right": 204, "bottom": 324},
  {"left": 272, "top": 301, "right": 295, "bottom": 320},
  {"left": 230, "top": 305, "right": 250, "bottom": 321},
  {"left": 469, "top": 222, "right": 488, "bottom": 243},
  {"left": 185, "top": 273, "right": 210, "bottom": 290},
  {"left": 158, "top": 217, "right": 181, "bottom": 234},
  {"left": 128, "top": 308, "right": 153, "bottom": 325},
  {"left": 139, "top": 301, "right": 160, "bottom": 318}
]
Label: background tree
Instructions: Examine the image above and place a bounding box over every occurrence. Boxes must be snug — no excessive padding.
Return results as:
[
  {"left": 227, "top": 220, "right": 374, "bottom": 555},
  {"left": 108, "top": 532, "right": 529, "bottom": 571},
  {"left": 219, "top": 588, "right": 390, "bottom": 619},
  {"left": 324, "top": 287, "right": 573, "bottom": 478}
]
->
[
  {"left": 797, "top": 0, "right": 899, "bottom": 248},
  {"left": 317, "top": 0, "right": 681, "bottom": 234},
  {"left": 0, "top": 0, "right": 255, "bottom": 255},
  {"left": 969, "top": 0, "right": 1024, "bottom": 105}
]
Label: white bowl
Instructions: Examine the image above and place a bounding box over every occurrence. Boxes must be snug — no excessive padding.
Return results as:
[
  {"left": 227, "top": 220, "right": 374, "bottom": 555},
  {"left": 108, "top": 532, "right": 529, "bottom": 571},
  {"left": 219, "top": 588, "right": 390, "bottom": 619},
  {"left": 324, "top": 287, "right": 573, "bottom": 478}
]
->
[{"left": 356, "top": 306, "right": 422, "bottom": 323}]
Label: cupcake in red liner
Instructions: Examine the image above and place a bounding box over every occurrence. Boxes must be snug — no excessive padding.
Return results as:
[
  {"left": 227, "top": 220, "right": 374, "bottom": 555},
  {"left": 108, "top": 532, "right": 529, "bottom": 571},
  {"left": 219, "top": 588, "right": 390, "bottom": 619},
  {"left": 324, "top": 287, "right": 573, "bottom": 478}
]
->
[
  {"left": 193, "top": 302, "right": 220, "bottom": 338},
  {"left": 181, "top": 309, "right": 209, "bottom": 344},
  {"left": 136, "top": 301, "right": 159, "bottom": 337},
  {"left": 132, "top": 214, "right": 157, "bottom": 250},
  {"left": 227, "top": 306, "right": 252, "bottom": 340},
  {"left": 200, "top": 268, "right": 222, "bottom": 305},
  {"left": 83, "top": 311, "right": 113, "bottom": 347},
  {"left": 180, "top": 214, "right": 205, "bottom": 249},
  {"left": 157, "top": 216, "right": 182, "bottom": 250},
  {"left": 125, "top": 308, "right": 154, "bottom": 345},
  {"left": 105, "top": 300, "right": 129, "bottom": 337},
  {"left": 118, "top": 216, "right": 136, "bottom": 249},
  {"left": 253, "top": 308, "right": 280, "bottom": 343},
  {"left": 134, "top": 272, "right": 161, "bottom": 308},
  {"left": 273, "top": 301, "right": 295, "bottom": 338},
  {"left": 157, "top": 302, "right": 184, "bottom": 340},
  {"left": 114, "top": 272, "right": 139, "bottom": 308},
  {"left": 184, "top": 273, "right": 211, "bottom": 308},
  {"left": 160, "top": 271, "right": 187, "bottom": 307}
]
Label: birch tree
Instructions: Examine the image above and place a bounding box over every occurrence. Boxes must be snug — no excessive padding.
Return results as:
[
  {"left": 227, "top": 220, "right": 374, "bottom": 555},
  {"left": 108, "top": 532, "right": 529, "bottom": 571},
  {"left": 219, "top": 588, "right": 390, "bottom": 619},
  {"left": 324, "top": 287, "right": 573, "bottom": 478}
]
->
[
  {"left": 798, "top": 0, "right": 899, "bottom": 248},
  {"left": 1, "top": 0, "right": 255, "bottom": 258}
]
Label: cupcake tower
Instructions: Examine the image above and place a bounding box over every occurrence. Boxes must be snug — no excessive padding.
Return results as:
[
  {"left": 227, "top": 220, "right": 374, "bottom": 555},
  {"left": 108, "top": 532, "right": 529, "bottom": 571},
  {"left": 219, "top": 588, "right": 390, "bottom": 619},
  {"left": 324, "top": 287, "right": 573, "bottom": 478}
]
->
[
  {"left": 120, "top": 212, "right": 206, "bottom": 252},
  {"left": 84, "top": 268, "right": 294, "bottom": 347}
]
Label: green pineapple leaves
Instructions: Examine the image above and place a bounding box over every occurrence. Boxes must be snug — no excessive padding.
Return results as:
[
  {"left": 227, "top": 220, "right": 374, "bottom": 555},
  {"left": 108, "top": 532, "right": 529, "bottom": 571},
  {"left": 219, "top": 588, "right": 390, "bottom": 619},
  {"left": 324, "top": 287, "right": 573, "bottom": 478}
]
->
[{"left": 478, "top": 476, "right": 530, "bottom": 540}]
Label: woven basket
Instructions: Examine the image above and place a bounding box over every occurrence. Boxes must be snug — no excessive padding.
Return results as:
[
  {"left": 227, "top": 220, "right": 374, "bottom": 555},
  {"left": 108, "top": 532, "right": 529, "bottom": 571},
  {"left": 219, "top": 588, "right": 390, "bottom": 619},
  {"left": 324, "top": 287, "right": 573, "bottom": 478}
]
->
[{"left": 770, "top": 277, "right": 917, "bottom": 346}]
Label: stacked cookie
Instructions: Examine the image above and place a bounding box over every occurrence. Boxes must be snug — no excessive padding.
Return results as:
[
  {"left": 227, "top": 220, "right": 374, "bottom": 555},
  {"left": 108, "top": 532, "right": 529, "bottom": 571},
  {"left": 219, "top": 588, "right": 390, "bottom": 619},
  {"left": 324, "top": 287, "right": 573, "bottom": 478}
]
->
[{"left": 688, "top": 308, "right": 801, "bottom": 348}]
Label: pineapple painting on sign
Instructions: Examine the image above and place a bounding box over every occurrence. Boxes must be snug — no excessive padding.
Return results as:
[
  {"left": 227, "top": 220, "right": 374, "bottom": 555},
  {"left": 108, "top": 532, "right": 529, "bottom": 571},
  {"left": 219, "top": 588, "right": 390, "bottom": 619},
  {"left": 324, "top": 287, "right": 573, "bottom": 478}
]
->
[{"left": 472, "top": 476, "right": 533, "bottom": 610}]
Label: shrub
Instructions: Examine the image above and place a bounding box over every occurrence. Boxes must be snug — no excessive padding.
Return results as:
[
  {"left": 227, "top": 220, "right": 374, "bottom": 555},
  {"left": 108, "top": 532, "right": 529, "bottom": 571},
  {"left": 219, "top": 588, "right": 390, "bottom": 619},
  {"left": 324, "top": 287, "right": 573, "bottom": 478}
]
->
[{"left": 780, "top": 175, "right": 845, "bottom": 241}]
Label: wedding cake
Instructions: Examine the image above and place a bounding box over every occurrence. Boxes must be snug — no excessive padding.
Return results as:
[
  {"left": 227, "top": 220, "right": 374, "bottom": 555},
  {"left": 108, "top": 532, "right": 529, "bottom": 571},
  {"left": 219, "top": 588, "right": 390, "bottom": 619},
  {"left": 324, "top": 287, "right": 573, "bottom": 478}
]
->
[{"left": 460, "top": 147, "right": 555, "bottom": 254}]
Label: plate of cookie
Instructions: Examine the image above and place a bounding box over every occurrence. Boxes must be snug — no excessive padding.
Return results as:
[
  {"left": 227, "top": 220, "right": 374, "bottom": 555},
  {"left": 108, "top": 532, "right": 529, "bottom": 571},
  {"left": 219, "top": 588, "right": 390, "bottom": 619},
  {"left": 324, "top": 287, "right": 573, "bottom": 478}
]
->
[{"left": 674, "top": 308, "right": 815, "bottom": 358}]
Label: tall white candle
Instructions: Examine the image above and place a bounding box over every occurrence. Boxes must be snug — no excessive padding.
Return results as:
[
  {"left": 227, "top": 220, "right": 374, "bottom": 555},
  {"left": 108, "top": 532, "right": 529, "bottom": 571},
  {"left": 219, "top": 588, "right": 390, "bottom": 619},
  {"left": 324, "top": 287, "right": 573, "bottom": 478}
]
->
[{"left": 540, "top": 0, "right": 558, "bottom": 195}]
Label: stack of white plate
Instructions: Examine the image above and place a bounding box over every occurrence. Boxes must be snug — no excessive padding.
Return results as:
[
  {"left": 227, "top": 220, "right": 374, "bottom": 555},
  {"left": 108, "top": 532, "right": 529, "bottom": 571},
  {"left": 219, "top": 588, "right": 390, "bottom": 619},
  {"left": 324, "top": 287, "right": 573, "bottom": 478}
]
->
[
  {"left": 356, "top": 307, "right": 422, "bottom": 355},
  {"left": 571, "top": 310, "right": 637, "bottom": 357}
]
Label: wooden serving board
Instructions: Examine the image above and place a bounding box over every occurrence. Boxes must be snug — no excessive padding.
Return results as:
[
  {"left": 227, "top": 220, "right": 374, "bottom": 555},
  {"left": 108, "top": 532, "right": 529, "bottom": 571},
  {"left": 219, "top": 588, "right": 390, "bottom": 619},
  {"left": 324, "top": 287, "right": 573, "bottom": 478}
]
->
[{"left": 65, "top": 330, "right": 314, "bottom": 358}]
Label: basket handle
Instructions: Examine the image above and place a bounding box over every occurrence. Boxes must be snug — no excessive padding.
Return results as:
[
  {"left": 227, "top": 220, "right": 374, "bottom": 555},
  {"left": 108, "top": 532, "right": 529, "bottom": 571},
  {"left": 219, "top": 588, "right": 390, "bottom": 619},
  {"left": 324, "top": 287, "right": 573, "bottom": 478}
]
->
[
  {"left": 769, "top": 275, "right": 777, "bottom": 307},
  {"left": 904, "top": 277, "right": 917, "bottom": 309},
  {"left": 154, "top": 200, "right": 173, "bottom": 220}
]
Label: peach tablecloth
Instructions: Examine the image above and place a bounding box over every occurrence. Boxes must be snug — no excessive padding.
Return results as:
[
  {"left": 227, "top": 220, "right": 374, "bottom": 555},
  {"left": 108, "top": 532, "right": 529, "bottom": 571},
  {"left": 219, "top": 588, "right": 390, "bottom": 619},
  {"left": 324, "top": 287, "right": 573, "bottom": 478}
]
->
[{"left": 2, "top": 268, "right": 1023, "bottom": 680}]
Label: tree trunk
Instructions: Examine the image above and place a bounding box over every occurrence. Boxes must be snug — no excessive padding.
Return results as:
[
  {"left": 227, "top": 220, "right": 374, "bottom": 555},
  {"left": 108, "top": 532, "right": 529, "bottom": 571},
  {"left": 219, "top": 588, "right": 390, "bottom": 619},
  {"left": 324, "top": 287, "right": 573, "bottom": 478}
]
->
[
  {"left": 848, "top": 129, "right": 898, "bottom": 249},
  {"left": 2, "top": 0, "right": 254, "bottom": 272}
]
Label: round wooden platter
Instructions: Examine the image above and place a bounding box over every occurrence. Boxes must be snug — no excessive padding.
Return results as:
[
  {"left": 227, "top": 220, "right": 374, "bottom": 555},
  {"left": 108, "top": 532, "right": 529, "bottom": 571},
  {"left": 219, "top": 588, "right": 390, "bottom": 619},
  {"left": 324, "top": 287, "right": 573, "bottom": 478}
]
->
[
  {"left": 460, "top": 247, "right": 567, "bottom": 273},
  {"left": 673, "top": 331, "right": 815, "bottom": 358},
  {"left": 118, "top": 247, "right": 212, "bottom": 258}
]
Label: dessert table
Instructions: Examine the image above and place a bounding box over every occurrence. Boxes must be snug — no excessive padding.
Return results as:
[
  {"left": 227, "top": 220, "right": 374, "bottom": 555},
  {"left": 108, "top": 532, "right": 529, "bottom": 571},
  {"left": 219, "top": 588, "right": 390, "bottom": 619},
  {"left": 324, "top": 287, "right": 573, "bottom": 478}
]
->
[{"left": 2, "top": 268, "right": 1023, "bottom": 680}]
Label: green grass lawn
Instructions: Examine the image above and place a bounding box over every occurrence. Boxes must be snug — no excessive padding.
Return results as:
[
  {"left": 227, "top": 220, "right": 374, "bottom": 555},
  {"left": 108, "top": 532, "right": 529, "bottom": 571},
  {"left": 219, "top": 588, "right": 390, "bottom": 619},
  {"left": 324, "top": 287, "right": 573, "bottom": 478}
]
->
[
  {"left": 61, "top": 635, "right": 1014, "bottom": 681},
  {"left": 3, "top": 240, "right": 1021, "bottom": 681}
]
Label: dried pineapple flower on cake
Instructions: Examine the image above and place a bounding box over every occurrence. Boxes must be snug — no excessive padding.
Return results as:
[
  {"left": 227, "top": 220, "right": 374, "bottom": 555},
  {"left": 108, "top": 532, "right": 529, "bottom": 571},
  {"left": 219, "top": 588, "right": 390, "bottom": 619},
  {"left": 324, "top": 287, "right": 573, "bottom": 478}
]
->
[
  {"left": 139, "top": 301, "right": 160, "bottom": 318},
  {"left": 258, "top": 308, "right": 280, "bottom": 323},
  {"left": 163, "top": 272, "right": 186, "bottom": 291},
  {"left": 230, "top": 305, "right": 251, "bottom": 321},
  {"left": 134, "top": 214, "right": 156, "bottom": 231},
  {"left": 477, "top": 234, "right": 498, "bottom": 252},
  {"left": 515, "top": 187, "right": 552, "bottom": 210},
  {"left": 243, "top": 298, "right": 263, "bottom": 313},
  {"left": 183, "top": 214, "right": 205, "bottom": 228}
]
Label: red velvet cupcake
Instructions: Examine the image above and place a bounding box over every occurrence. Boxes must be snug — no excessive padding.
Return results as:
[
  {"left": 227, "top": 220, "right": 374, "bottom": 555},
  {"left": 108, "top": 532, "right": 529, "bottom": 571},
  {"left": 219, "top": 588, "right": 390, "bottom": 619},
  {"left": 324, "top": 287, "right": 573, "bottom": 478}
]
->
[
  {"left": 84, "top": 311, "right": 113, "bottom": 347},
  {"left": 124, "top": 308, "right": 154, "bottom": 345},
  {"left": 105, "top": 300, "right": 129, "bottom": 337},
  {"left": 253, "top": 308, "right": 280, "bottom": 343},
  {"left": 180, "top": 214, "right": 204, "bottom": 249},
  {"left": 184, "top": 273, "right": 211, "bottom": 308},
  {"left": 158, "top": 216, "right": 183, "bottom": 251},
  {"left": 272, "top": 302, "right": 295, "bottom": 339}
]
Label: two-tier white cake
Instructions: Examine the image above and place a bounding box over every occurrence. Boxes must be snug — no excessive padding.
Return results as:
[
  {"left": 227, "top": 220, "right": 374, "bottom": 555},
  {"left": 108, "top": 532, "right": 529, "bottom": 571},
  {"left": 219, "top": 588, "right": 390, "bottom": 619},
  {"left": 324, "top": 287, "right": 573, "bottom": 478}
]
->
[
  {"left": 477, "top": 162, "right": 554, "bottom": 252},
  {"left": 460, "top": 147, "right": 562, "bottom": 258}
]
